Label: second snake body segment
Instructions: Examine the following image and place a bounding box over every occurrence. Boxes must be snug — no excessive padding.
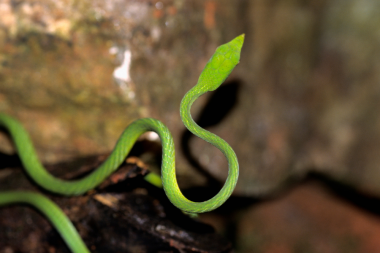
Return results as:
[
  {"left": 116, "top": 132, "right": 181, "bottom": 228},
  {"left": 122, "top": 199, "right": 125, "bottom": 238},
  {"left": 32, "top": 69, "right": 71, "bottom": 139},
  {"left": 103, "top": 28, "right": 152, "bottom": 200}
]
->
[{"left": 0, "top": 34, "right": 244, "bottom": 252}]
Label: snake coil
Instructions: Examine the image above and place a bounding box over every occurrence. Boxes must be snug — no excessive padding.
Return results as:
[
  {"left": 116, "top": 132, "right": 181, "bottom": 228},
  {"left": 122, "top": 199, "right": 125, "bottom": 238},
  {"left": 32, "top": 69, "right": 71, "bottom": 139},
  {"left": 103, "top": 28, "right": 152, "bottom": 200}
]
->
[{"left": 0, "top": 34, "right": 244, "bottom": 253}]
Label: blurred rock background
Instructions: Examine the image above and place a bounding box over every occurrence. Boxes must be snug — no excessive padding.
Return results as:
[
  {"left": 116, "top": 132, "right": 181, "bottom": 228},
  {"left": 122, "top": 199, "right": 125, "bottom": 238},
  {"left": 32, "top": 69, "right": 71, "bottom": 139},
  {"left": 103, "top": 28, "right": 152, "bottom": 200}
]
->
[{"left": 1, "top": 0, "right": 380, "bottom": 252}]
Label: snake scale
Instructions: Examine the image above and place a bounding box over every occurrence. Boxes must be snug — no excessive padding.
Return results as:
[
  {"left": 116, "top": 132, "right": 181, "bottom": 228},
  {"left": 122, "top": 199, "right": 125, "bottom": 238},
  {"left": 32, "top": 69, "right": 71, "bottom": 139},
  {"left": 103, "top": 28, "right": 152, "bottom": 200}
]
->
[{"left": 0, "top": 34, "right": 244, "bottom": 253}]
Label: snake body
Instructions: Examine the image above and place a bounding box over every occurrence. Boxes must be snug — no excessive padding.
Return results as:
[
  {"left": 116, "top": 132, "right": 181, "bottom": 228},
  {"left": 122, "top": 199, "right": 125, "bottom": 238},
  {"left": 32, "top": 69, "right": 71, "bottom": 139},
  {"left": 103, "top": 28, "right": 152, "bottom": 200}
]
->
[{"left": 0, "top": 34, "right": 244, "bottom": 252}]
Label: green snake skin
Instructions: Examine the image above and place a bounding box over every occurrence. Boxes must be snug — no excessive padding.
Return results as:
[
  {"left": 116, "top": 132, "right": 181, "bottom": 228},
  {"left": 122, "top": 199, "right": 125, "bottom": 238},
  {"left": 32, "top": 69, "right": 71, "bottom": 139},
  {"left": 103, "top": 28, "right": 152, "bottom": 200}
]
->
[{"left": 0, "top": 34, "right": 244, "bottom": 253}]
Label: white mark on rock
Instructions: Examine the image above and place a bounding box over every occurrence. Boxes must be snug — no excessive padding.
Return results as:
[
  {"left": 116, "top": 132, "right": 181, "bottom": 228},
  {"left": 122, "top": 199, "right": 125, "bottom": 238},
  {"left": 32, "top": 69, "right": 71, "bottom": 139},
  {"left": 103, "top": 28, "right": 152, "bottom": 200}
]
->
[
  {"left": 111, "top": 47, "right": 136, "bottom": 99},
  {"left": 113, "top": 49, "right": 132, "bottom": 83}
]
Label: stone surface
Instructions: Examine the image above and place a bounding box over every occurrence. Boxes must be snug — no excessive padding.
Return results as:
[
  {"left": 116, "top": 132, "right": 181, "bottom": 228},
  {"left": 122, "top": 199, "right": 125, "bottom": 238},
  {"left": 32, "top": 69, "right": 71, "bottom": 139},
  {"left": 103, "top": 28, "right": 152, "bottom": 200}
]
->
[{"left": 235, "top": 181, "right": 380, "bottom": 253}]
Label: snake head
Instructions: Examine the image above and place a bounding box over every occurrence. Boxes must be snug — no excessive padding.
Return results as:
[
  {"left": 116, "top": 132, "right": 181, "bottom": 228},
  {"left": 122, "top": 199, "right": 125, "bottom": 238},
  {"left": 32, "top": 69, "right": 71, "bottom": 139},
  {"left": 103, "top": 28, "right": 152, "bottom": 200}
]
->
[{"left": 196, "top": 34, "right": 244, "bottom": 92}]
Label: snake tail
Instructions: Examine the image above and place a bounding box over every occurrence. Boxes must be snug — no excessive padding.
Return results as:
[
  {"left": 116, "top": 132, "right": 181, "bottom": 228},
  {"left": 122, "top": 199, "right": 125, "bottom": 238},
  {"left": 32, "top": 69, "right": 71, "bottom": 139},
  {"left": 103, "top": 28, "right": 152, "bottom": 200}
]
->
[{"left": 0, "top": 191, "right": 90, "bottom": 253}]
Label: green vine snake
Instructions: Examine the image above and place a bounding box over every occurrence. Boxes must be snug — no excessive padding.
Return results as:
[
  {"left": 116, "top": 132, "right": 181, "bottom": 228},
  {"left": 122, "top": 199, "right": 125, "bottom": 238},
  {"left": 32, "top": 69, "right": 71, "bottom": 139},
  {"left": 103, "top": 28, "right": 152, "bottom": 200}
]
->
[{"left": 0, "top": 34, "right": 244, "bottom": 253}]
